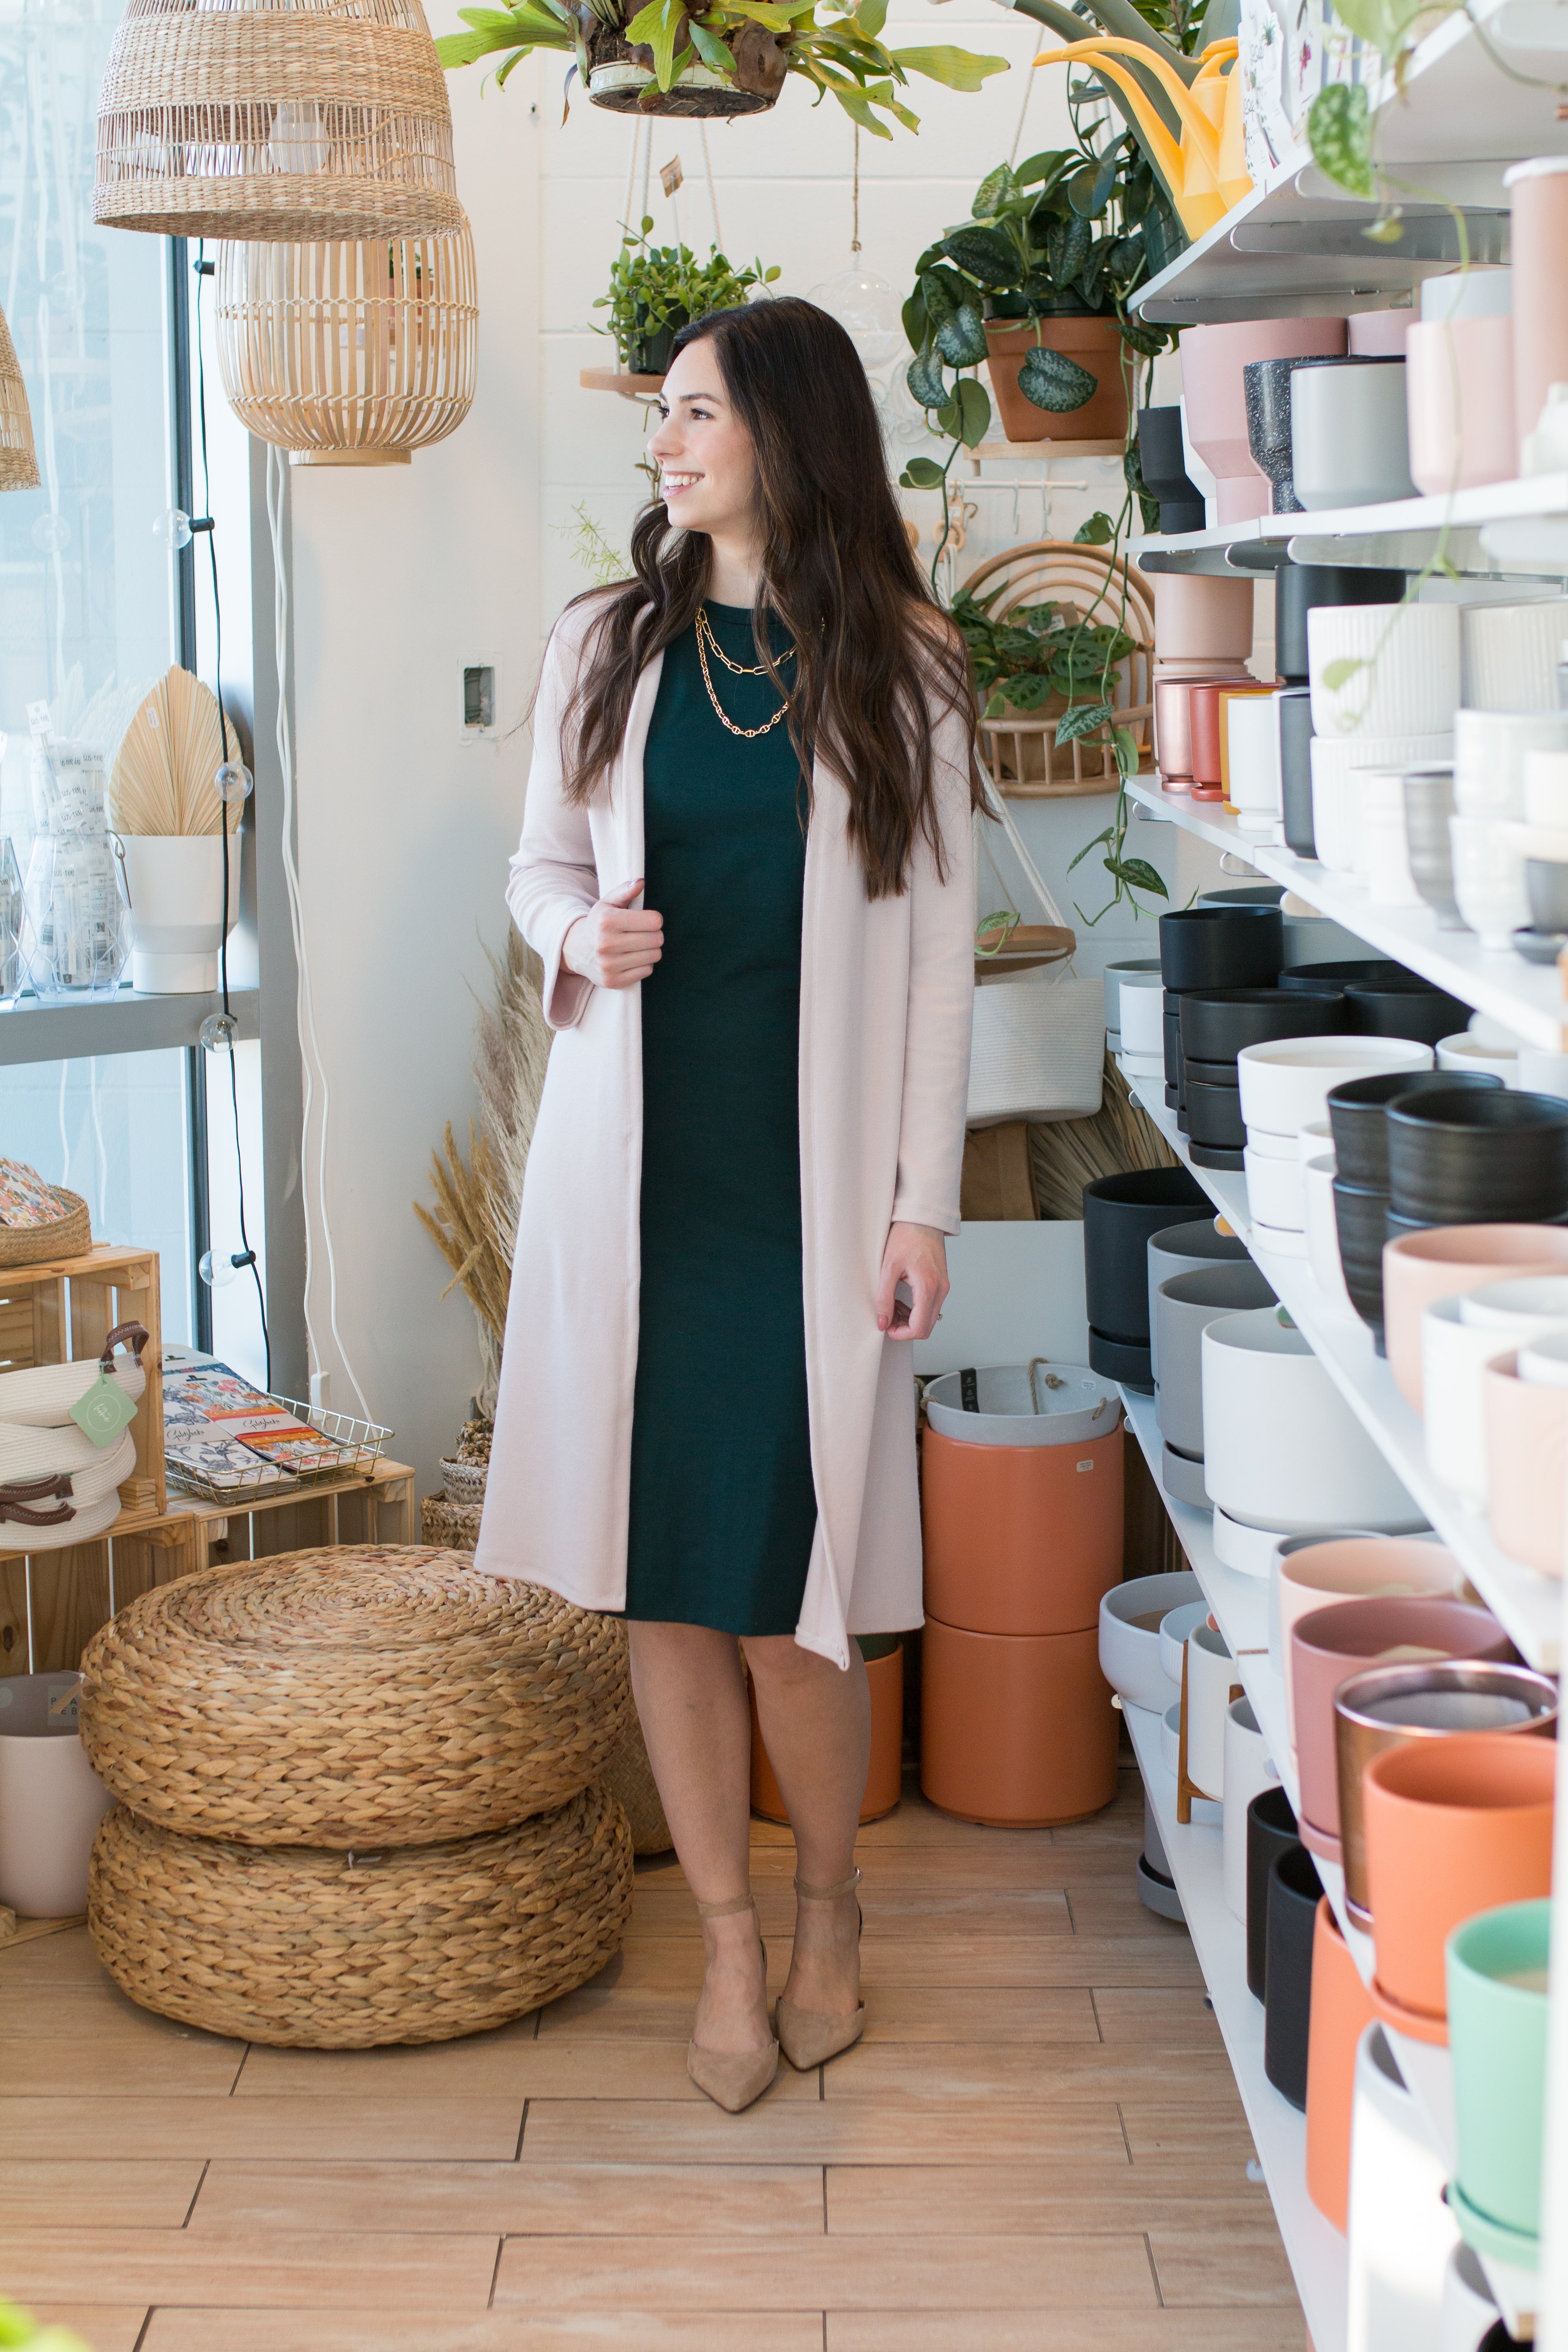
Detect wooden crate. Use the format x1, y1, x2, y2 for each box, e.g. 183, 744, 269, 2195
0, 1244, 164, 1515
0, 1460, 415, 1676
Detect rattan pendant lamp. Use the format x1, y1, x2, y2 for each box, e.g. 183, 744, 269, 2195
94, 0, 462, 244
215, 215, 478, 464
0, 301, 39, 492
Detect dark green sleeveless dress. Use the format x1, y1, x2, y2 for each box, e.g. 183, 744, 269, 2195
623, 602, 818, 1636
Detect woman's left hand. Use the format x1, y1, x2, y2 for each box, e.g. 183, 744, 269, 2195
875, 1222, 949, 1342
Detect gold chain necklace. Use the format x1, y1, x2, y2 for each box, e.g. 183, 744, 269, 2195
694, 606, 793, 739
696, 605, 795, 677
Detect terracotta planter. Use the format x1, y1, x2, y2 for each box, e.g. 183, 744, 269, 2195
1180, 318, 1348, 525
1381, 1223, 1568, 1411
1153, 672, 1248, 783
1484, 1350, 1568, 1575
1276, 1537, 1464, 1747
1335, 1658, 1556, 1926
750, 1639, 903, 1826
1363, 1732, 1557, 2037
1289, 1595, 1515, 1861
1306, 1897, 1376, 2233
920, 1423, 1123, 1637
920, 1615, 1118, 1827
1151, 570, 1255, 664
983, 318, 1130, 444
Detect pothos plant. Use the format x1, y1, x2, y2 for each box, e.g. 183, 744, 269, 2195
595, 222, 780, 374
437, 0, 1008, 138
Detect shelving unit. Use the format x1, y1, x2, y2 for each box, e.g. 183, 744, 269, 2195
1129, 471, 1568, 580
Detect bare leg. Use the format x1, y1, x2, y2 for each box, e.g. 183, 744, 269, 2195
744, 1635, 870, 2020
628, 1620, 772, 2057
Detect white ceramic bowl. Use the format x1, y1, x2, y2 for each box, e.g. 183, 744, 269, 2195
1203, 1305, 1427, 1534
1436, 1028, 1519, 1079
1309, 733, 1455, 878
925, 1364, 1121, 1447
1158, 1598, 1209, 1684
1304, 1153, 1353, 1311
1098, 1568, 1202, 1711
1424, 1282, 1568, 1505
1237, 1036, 1434, 1139
1213, 1504, 1292, 1577
1518, 1330, 1568, 1386
1243, 1146, 1305, 1232
1308, 601, 1459, 738
1161, 1699, 1182, 1775
1454, 707, 1568, 819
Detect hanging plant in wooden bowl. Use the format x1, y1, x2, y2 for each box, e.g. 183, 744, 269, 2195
438, 0, 1008, 133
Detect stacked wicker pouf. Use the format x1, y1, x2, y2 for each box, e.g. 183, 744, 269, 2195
77, 1545, 634, 2047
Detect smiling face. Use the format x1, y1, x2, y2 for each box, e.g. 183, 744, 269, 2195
647, 338, 760, 546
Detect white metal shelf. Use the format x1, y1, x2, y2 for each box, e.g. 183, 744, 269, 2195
1123, 1697, 1349, 2352
1126, 777, 1568, 1054
1130, 472, 1568, 579
1120, 1072, 1562, 1668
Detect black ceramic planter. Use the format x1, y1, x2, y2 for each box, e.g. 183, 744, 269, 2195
1246, 1785, 1299, 2001
1088, 1328, 1154, 1393
1386, 1088, 1568, 1225
1279, 959, 1400, 995
1279, 688, 1316, 857
1136, 405, 1206, 534
1343, 979, 1470, 1044
1333, 1177, 1392, 1338
1164, 996, 1184, 1089
1274, 560, 1406, 681
1180, 986, 1347, 1064
1185, 1073, 1248, 1153
1159, 906, 1283, 992
1082, 1167, 1208, 1346
1264, 1841, 1325, 2112
1328, 1068, 1506, 1191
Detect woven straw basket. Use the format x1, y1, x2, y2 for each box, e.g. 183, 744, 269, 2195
602, 1707, 674, 1856
89, 1782, 633, 2047
79, 1546, 630, 1847
0, 1188, 91, 1269
422, 1494, 483, 1549
0, 298, 39, 494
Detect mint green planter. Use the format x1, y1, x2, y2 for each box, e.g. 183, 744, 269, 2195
1446, 1899, 1553, 2269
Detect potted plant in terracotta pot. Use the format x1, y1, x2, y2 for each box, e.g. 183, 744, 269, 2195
900, 143, 1176, 454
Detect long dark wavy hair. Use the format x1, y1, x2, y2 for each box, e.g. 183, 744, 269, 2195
557, 295, 981, 899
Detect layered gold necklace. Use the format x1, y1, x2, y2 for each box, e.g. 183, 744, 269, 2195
695, 605, 794, 739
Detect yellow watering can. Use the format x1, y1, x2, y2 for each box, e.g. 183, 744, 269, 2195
1031, 36, 1251, 243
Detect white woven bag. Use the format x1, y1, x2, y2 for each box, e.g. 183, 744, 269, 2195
0, 1322, 147, 1428
967, 777, 1106, 1128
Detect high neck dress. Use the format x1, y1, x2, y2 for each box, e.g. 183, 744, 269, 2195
623, 600, 817, 1637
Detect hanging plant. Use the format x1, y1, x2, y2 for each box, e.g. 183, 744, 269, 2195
438, 0, 1007, 130
595, 225, 780, 373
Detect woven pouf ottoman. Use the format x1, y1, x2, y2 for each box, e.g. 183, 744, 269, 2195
89, 1781, 633, 2046
79, 1545, 630, 1846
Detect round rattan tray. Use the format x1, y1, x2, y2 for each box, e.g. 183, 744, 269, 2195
89, 1782, 633, 2047
79, 1546, 630, 1847
0, 1188, 90, 1268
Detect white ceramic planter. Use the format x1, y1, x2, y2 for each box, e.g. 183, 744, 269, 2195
1252, 1220, 1308, 1260
924, 1364, 1121, 1447
1518, 1044, 1568, 1097
1304, 1152, 1354, 1312
1310, 732, 1454, 875
1291, 358, 1416, 508
1226, 692, 1285, 842
1222, 1694, 1279, 1920
1453, 707, 1568, 819
1243, 1145, 1305, 1232
1359, 768, 1424, 906
119, 833, 242, 995
1103, 956, 1159, 1038
1436, 1029, 1518, 1081
1461, 597, 1568, 713
1447, 819, 1530, 950
1348, 2025, 1458, 2352
1214, 1504, 1294, 1578
1118, 972, 1166, 1058
1246, 1126, 1297, 1163
1158, 1599, 1209, 1684
1308, 601, 1460, 739
1155, 1261, 1277, 1459
1237, 1036, 1434, 1141
1203, 1307, 1426, 1535
1185, 1622, 1234, 1801
1098, 1569, 1201, 1712
0, 1674, 115, 1917
1147, 1218, 1249, 1381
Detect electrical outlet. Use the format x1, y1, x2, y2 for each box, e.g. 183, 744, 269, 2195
459, 652, 502, 742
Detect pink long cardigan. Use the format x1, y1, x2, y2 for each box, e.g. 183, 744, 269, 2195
474, 601, 976, 1667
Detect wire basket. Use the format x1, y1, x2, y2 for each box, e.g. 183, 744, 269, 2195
165, 1398, 391, 1506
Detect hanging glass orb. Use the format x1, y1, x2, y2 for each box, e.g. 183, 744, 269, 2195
215, 760, 253, 805
199, 1011, 238, 1053
30, 514, 69, 554
153, 508, 192, 551
807, 267, 904, 370
199, 1248, 236, 1289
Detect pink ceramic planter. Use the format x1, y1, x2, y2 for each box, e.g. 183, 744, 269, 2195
1505, 158, 1568, 452
1483, 1350, 1568, 1575
1181, 319, 1348, 525
1406, 315, 1518, 496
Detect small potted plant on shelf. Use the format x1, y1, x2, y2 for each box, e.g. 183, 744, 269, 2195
593, 224, 780, 382
438, 0, 1007, 132
955, 577, 1136, 726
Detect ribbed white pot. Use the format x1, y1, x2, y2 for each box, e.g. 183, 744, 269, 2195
119, 834, 241, 994
1308, 600, 1459, 738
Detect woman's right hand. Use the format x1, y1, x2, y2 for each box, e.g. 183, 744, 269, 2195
562, 877, 664, 990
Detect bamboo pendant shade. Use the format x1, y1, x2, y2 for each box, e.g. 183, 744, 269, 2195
215, 213, 477, 462
0, 300, 40, 493
94, 0, 462, 245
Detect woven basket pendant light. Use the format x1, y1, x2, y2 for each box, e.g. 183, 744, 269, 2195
94, 0, 462, 245
215, 213, 477, 464
0, 300, 40, 493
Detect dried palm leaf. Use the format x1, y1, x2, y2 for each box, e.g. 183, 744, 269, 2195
1028, 1053, 1179, 1221
109, 665, 241, 837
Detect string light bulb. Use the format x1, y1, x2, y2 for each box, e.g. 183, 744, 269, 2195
199, 1011, 238, 1053
215, 759, 252, 805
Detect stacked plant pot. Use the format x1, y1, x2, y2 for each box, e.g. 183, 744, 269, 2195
1270, 561, 1406, 858
1158, 899, 1283, 1162
78, 1546, 635, 2046
920, 1364, 1124, 1826
1083, 1167, 1207, 1390
1148, 570, 1255, 790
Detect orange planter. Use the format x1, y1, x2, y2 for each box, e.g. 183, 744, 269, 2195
750, 1641, 904, 1827
1363, 1732, 1556, 2038
983, 318, 1130, 444
1305, 1898, 1375, 2234
921, 1424, 1124, 1636
920, 1615, 1118, 1827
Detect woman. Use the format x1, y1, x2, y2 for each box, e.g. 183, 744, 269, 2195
479, 296, 978, 2113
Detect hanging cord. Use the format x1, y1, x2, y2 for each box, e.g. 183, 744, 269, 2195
194, 239, 270, 1389
266, 442, 373, 1424
699, 122, 723, 254
1009, 17, 1035, 164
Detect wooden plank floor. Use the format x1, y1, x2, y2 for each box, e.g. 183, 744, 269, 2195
0, 1766, 1304, 2352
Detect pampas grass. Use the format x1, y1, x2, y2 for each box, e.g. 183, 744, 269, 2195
108, 666, 242, 837
1028, 1052, 1179, 1221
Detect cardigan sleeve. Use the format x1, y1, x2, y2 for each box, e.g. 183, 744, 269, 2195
890, 698, 975, 1236
505, 612, 603, 1032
